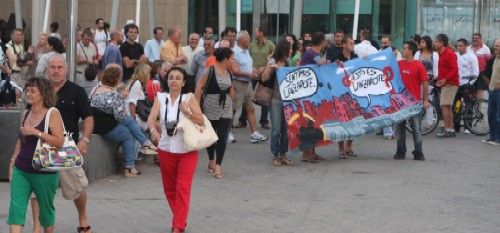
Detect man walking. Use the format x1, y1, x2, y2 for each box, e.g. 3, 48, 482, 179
231, 30, 268, 143
32, 54, 95, 233
434, 34, 460, 138
394, 41, 430, 160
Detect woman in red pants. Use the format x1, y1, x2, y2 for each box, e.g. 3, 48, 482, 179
147, 66, 204, 233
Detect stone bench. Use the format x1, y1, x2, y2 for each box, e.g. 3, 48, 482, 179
0, 108, 120, 183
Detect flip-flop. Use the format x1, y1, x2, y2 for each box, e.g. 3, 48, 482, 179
314, 154, 326, 161
338, 152, 347, 159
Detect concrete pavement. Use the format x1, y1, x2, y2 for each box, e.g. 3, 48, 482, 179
1, 128, 499, 233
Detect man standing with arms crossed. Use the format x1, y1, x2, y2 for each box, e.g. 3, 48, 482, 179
394, 41, 430, 160
434, 34, 460, 138
32, 54, 95, 233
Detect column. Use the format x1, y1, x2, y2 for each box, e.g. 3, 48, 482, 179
218, 0, 227, 35
292, 0, 303, 37
67, 0, 78, 82
148, 0, 156, 38
14, 0, 22, 29
110, 0, 120, 30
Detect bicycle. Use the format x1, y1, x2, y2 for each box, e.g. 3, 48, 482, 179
406, 77, 489, 136
452, 78, 489, 135
405, 80, 441, 135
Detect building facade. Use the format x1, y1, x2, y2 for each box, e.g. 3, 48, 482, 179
188, 0, 500, 48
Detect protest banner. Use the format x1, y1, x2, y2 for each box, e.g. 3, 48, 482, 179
276, 48, 422, 150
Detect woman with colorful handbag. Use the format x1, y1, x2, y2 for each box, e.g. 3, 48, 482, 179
7, 78, 65, 233
261, 39, 294, 167
147, 67, 205, 233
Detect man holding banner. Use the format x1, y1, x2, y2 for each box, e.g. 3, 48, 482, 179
394, 41, 430, 160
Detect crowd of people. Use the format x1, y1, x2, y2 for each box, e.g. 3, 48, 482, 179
1, 16, 499, 232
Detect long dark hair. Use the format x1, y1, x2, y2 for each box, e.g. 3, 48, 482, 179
48, 36, 65, 54
286, 34, 299, 57
272, 39, 291, 63
160, 67, 190, 94
420, 35, 433, 52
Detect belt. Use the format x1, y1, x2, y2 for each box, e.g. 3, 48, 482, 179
12, 70, 21, 74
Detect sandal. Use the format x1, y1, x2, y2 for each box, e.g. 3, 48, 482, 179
279, 156, 294, 165
214, 165, 223, 179
313, 154, 326, 161
338, 152, 347, 159
207, 160, 215, 173
346, 151, 357, 157
77, 226, 91, 233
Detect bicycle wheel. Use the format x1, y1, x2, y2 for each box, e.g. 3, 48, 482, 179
406, 104, 439, 135
464, 99, 489, 135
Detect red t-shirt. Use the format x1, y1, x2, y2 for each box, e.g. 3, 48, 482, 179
398, 60, 429, 99
145, 79, 161, 102
437, 47, 459, 86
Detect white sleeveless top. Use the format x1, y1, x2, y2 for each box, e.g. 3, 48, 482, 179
157, 92, 193, 153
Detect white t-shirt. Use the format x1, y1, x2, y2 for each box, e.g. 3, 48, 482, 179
126, 80, 147, 130
456, 51, 479, 86
94, 29, 109, 56
157, 92, 194, 153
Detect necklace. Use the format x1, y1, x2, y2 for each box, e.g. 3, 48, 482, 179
25, 110, 47, 128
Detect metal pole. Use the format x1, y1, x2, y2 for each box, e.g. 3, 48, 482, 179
292, 0, 302, 37
67, 0, 78, 82
135, 0, 141, 41
352, 0, 360, 40
236, 0, 241, 32
43, 0, 51, 32
110, 0, 120, 30
218, 0, 227, 36
148, 0, 156, 39
14, 0, 22, 29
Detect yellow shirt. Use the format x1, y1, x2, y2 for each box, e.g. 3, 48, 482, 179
160, 40, 184, 66
490, 57, 500, 91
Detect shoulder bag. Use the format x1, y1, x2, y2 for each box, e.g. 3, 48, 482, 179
32, 107, 84, 171
129, 80, 153, 121
175, 94, 218, 151
252, 69, 275, 107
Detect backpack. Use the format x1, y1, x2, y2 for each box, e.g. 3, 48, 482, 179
0, 76, 16, 105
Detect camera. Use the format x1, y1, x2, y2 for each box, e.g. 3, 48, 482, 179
165, 121, 177, 136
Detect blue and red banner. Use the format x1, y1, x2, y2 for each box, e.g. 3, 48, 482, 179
276, 49, 422, 150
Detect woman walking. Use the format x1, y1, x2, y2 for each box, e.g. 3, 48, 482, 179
195, 47, 234, 178
147, 67, 204, 233
8, 78, 65, 233
261, 39, 294, 166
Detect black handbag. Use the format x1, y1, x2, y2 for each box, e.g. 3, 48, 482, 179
129, 80, 153, 121
136, 99, 153, 121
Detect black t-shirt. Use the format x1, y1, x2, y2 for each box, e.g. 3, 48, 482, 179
120, 41, 144, 82
326, 45, 342, 62
56, 81, 93, 142
337, 52, 358, 62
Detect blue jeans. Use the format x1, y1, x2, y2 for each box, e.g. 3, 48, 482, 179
104, 117, 143, 168
120, 115, 148, 145
488, 89, 500, 142
269, 98, 288, 158
396, 113, 423, 154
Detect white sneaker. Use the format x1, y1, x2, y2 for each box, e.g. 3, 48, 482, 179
250, 132, 268, 143
227, 132, 236, 143
463, 129, 471, 134
488, 140, 500, 146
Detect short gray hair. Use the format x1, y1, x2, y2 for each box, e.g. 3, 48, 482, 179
236, 30, 250, 42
